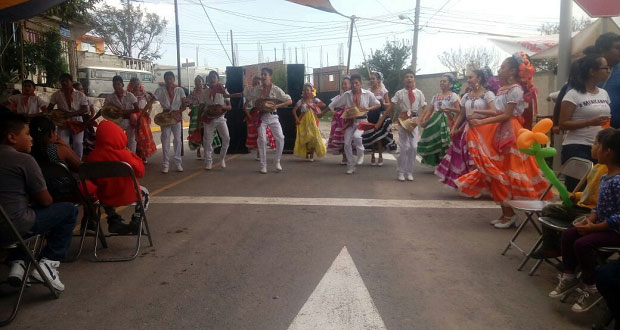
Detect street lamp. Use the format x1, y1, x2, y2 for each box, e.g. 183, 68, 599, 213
399, 3, 420, 72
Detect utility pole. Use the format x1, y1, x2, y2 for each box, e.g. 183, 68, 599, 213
557, 0, 572, 89
346, 16, 356, 74
174, 0, 181, 85
412, 0, 421, 72
230, 30, 236, 66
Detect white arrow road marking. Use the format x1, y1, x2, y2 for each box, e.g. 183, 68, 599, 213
287, 246, 387, 330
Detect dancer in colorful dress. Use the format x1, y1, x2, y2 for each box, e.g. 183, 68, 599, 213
326, 76, 351, 164
436, 69, 495, 188
127, 77, 157, 163
188, 76, 206, 159
200, 71, 231, 170
292, 83, 327, 161
417, 73, 460, 166
103, 76, 140, 152
456, 53, 550, 228
328, 74, 380, 174
153, 71, 187, 173
362, 72, 394, 166
391, 69, 426, 181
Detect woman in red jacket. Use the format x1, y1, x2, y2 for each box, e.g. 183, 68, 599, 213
86, 120, 148, 234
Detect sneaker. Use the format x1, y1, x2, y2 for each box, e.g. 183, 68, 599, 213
8, 260, 27, 287
30, 258, 64, 291
571, 288, 603, 313
494, 215, 518, 229
346, 167, 355, 174
398, 173, 405, 181
377, 159, 384, 166
221, 159, 226, 168
549, 275, 579, 298
356, 153, 364, 165
175, 164, 184, 172
370, 157, 376, 166
161, 165, 169, 174
407, 173, 414, 181
107, 215, 131, 235
205, 161, 212, 170
260, 166, 267, 174
275, 161, 283, 172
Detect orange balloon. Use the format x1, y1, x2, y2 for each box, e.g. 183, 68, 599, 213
517, 128, 530, 137
517, 131, 535, 149
533, 118, 553, 134
534, 132, 549, 145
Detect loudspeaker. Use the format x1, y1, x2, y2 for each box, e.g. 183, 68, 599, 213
225, 66, 248, 154
281, 64, 305, 153
287, 64, 305, 105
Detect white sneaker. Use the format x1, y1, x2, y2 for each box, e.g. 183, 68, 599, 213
161, 166, 169, 174
275, 161, 283, 172
407, 173, 414, 181
357, 153, 364, 165
205, 161, 212, 170
346, 167, 355, 174
260, 166, 267, 174
221, 159, 226, 168
398, 173, 405, 181
8, 260, 26, 287
30, 258, 64, 291
175, 164, 184, 172
494, 215, 518, 229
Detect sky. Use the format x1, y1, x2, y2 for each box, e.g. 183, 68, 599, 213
102, 0, 590, 75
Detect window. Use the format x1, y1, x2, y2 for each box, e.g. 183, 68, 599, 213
77, 71, 87, 79
120, 72, 138, 80
95, 70, 117, 80
328, 74, 334, 82
140, 73, 153, 83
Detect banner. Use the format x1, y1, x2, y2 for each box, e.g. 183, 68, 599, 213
0, 0, 67, 23
285, 0, 343, 15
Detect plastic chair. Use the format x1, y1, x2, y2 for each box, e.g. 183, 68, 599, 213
0, 205, 59, 327
78, 161, 153, 262
504, 157, 593, 273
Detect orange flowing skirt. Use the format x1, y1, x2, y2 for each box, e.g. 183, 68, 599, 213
455, 117, 550, 203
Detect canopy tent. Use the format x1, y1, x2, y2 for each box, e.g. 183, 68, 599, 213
0, 0, 67, 23
532, 17, 620, 60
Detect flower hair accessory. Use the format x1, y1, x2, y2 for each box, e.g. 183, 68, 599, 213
373, 72, 384, 81
443, 73, 456, 83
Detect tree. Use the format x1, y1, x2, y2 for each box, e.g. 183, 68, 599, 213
37, 30, 69, 87
533, 18, 593, 72
45, 0, 102, 23
356, 40, 411, 94
437, 46, 500, 78
91, 2, 167, 61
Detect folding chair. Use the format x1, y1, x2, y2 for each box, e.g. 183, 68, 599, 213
528, 157, 594, 275
39, 162, 107, 261
0, 205, 59, 327
503, 157, 593, 273
78, 161, 153, 262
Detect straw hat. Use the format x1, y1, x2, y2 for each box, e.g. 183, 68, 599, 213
205, 104, 224, 118
258, 99, 278, 113
154, 111, 177, 127
101, 104, 123, 124
341, 105, 367, 119
48, 109, 72, 127
398, 117, 418, 132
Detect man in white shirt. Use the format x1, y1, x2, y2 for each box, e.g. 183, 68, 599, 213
391, 70, 426, 181
153, 71, 187, 173
47, 73, 89, 159
103, 76, 140, 152
246, 68, 292, 174
8, 80, 47, 118
199, 71, 232, 170
328, 74, 381, 174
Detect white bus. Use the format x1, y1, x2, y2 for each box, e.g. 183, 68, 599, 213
77, 66, 160, 98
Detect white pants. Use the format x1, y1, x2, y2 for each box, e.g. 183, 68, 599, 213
397, 125, 419, 175
58, 123, 84, 159
258, 113, 284, 167
119, 119, 136, 152
161, 122, 182, 167
203, 116, 230, 164
344, 118, 364, 169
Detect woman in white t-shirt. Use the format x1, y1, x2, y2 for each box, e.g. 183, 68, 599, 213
559, 54, 611, 191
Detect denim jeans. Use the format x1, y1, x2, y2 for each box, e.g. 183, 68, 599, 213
561, 144, 594, 192
596, 260, 620, 329
10, 202, 78, 262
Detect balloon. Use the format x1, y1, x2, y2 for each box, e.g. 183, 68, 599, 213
534, 132, 549, 145
517, 128, 529, 137
517, 131, 535, 149
533, 118, 553, 134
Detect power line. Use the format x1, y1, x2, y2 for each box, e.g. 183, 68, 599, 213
195, 0, 232, 64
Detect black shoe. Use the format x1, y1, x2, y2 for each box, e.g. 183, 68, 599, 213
107, 215, 131, 235
531, 247, 561, 260
128, 213, 141, 234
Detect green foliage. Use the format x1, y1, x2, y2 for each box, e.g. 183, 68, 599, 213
355, 40, 411, 94
0, 40, 40, 86
272, 68, 288, 93
534, 18, 594, 72
45, 0, 102, 23
91, 2, 167, 61
38, 30, 68, 87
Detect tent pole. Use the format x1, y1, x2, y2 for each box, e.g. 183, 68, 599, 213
556, 0, 572, 90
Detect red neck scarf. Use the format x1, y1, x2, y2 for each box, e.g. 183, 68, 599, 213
21, 90, 35, 107
62, 87, 74, 107
166, 84, 178, 103
352, 88, 361, 107
209, 83, 226, 100
115, 90, 124, 103
127, 84, 145, 96
406, 86, 416, 106
261, 83, 273, 99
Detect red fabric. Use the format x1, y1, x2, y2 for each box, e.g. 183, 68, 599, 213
62, 87, 73, 108
209, 83, 226, 100
85, 120, 145, 207
352, 89, 361, 107
68, 121, 86, 134
406, 87, 416, 107
136, 115, 156, 159
21, 91, 35, 107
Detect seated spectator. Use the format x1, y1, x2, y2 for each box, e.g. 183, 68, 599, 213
0, 112, 77, 291
28, 116, 96, 201
596, 259, 620, 330
549, 129, 620, 313
532, 128, 613, 259
85, 120, 148, 234
7, 80, 46, 118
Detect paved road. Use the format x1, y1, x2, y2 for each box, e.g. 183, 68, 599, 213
0, 144, 607, 329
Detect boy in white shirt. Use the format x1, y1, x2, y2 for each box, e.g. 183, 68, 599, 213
153, 71, 187, 173
328, 74, 381, 174
47, 73, 89, 159
103, 76, 140, 152
8, 80, 46, 118
391, 70, 426, 181
199, 71, 232, 170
